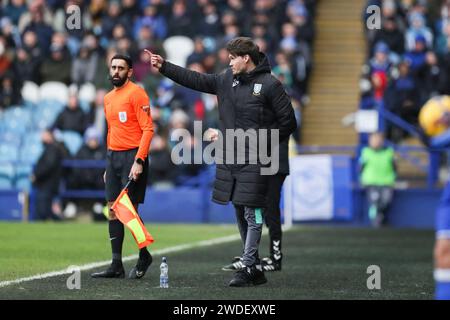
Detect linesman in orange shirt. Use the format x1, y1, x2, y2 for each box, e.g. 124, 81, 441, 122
91, 54, 154, 279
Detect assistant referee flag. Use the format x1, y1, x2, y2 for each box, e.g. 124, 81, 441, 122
111, 188, 154, 249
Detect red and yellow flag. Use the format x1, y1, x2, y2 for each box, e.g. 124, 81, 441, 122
111, 188, 154, 249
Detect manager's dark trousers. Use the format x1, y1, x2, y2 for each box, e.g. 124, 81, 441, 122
233, 173, 287, 267
265, 173, 287, 261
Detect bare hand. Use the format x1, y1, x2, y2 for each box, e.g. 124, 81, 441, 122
205, 128, 219, 141
129, 162, 143, 181
143, 49, 164, 70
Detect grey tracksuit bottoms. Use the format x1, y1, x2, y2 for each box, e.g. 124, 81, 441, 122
234, 205, 264, 267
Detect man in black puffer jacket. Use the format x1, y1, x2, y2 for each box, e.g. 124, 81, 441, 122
146, 37, 297, 287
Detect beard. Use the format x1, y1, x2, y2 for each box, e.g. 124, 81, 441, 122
110, 74, 128, 87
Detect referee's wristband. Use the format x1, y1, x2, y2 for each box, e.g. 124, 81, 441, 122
135, 158, 144, 165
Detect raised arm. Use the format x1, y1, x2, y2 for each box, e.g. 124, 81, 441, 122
145, 49, 218, 95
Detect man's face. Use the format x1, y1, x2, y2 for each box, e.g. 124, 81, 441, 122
375, 52, 386, 63
68, 95, 78, 109
415, 41, 425, 52
369, 133, 383, 149
110, 59, 132, 87
228, 54, 248, 75
41, 131, 54, 144
87, 138, 99, 149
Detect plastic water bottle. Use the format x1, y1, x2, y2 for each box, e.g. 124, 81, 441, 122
160, 257, 169, 288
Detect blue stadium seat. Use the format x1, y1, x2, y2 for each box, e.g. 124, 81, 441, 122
2, 118, 28, 136
0, 177, 13, 189
0, 143, 19, 162
19, 143, 43, 165
33, 114, 55, 131
38, 100, 65, 112
0, 131, 21, 145
14, 164, 33, 191
4, 106, 32, 124
79, 100, 91, 113
0, 162, 15, 190
61, 130, 83, 156
32, 101, 65, 130
21, 130, 42, 147
15, 178, 31, 191
1, 106, 32, 136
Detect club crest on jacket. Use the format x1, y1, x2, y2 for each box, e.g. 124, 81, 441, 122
253, 83, 262, 96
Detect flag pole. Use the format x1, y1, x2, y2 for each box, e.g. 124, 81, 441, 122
124, 178, 133, 190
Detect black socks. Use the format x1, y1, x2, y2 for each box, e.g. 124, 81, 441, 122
139, 247, 150, 259
109, 219, 124, 266
109, 219, 150, 268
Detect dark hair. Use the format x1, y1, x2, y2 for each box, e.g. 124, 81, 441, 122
226, 37, 260, 65
110, 54, 133, 68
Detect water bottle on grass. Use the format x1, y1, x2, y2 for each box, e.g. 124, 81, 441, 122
160, 257, 169, 288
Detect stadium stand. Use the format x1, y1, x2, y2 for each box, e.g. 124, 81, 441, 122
358, 0, 450, 183
0, 0, 314, 220
0, 0, 444, 226
302, 0, 364, 146
0, 161, 14, 190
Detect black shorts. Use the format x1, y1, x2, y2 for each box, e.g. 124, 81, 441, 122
105, 148, 148, 204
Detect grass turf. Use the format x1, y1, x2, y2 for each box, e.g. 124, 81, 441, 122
0, 224, 435, 300
0, 222, 237, 282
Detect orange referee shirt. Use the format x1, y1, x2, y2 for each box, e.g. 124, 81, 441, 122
104, 80, 153, 161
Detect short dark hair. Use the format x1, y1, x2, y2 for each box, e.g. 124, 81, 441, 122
226, 37, 260, 65
111, 54, 133, 68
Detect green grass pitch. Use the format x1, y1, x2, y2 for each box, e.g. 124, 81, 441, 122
0, 222, 435, 300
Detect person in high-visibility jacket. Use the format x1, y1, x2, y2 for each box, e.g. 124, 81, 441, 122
359, 132, 396, 227
91, 54, 154, 279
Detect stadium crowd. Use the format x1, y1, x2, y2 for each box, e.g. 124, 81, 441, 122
360, 0, 450, 142
0, 0, 313, 219
361, 0, 450, 143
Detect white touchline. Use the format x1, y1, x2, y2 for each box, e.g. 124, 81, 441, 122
0, 226, 292, 289
0, 233, 234, 288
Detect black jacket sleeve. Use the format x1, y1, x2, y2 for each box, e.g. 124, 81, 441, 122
269, 80, 297, 141
160, 61, 218, 95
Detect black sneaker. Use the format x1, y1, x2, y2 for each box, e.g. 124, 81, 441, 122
228, 265, 267, 287
261, 257, 282, 272
91, 264, 125, 278
222, 256, 244, 271
129, 252, 153, 279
